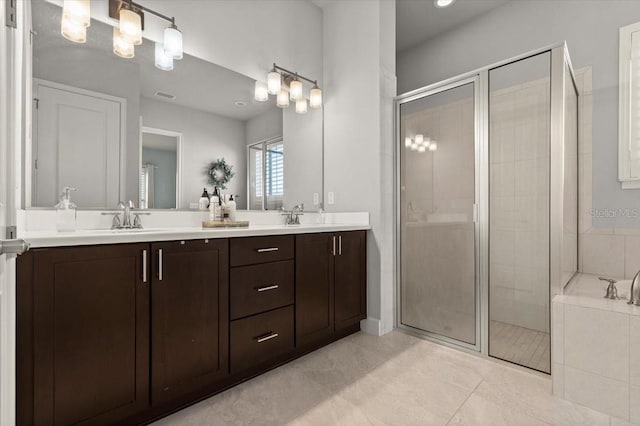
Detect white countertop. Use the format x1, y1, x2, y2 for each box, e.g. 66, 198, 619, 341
22, 223, 371, 248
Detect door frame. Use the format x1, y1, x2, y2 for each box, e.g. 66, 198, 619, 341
140, 126, 183, 209
31, 78, 127, 207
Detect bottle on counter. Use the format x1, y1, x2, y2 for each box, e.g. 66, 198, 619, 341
227, 194, 237, 222
198, 188, 210, 211
209, 189, 220, 221
55, 187, 77, 232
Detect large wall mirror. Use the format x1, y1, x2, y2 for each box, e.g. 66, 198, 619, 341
28, 0, 323, 211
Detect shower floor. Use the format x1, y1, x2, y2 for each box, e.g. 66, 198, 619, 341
489, 320, 550, 373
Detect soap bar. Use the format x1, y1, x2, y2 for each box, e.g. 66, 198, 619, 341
202, 220, 249, 228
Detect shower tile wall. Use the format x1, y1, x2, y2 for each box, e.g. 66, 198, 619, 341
490, 77, 550, 334
401, 95, 476, 345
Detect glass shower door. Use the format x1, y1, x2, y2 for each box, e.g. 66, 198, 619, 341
399, 81, 478, 347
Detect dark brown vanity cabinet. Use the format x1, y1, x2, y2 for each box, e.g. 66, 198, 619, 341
150, 239, 229, 405
295, 231, 367, 348
20, 244, 150, 425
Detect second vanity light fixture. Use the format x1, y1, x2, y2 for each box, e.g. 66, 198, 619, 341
255, 63, 322, 113
405, 134, 438, 152
61, 0, 184, 71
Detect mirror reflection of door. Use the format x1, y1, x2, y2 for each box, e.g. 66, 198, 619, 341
140, 129, 180, 209
248, 138, 284, 210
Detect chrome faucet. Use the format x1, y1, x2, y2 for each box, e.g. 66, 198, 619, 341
599, 277, 621, 300
282, 203, 304, 225
102, 200, 149, 230
628, 270, 640, 306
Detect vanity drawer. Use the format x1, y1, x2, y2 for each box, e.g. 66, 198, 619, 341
230, 260, 294, 320
230, 235, 294, 267
230, 306, 294, 374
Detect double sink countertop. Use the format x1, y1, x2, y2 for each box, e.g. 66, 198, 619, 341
17, 210, 371, 248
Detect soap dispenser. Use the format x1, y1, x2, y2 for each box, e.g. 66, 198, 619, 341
55, 187, 77, 232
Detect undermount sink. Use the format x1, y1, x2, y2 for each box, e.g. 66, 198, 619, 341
74, 228, 164, 234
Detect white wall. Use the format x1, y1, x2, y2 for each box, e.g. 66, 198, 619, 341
245, 108, 283, 146
322, 0, 396, 334
397, 0, 640, 229
141, 98, 247, 209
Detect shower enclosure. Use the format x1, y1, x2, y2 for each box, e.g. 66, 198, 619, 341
396, 43, 578, 373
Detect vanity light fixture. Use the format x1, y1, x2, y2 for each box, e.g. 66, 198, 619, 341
154, 42, 173, 70
163, 23, 183, 60
255, 63, 322, 113
61, 0, 90, 43
113, 27, 135, 58
405, 135, 437, 153
434, 0, 456, 8
119, 4, 142, 45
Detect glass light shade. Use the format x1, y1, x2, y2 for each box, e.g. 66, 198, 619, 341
295, 99, 307, 114
164, 26, 183, 60
422, 137, 431, 147
410, 143, 418, 151
154, 42, 173, 71
434, 0, 455, 7
429, 142, 438, 151
61, 17, 87, 43
418, 146, 427, 153
267, 71, 281, 95
62, 0, 90, 27
404, 137, 412, 147
113, 27, 134, 59
254, 81, 269, 102
309, 87, 322, 109
289, 80, 303, 101
415, 134, 424, 144
119, 8, 142, 45
276, 90, 289, 108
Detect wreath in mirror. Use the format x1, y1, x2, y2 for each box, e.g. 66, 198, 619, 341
206, 158, 235, 190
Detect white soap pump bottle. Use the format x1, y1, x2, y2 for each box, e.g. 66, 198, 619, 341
55, 187, 77, 232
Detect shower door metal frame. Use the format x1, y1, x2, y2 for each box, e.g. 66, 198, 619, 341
394, 75, 485, 353
394, 42, 577, 359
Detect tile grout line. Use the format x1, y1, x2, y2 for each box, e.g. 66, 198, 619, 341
444, 379, 483, 425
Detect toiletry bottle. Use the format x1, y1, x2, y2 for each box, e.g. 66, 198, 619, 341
209, 190, 220, 221
55, 187, 77, 232
227, 195, 237, 222
199, 188, 209, 211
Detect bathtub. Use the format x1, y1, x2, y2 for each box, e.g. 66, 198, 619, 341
552, 273, 640, 423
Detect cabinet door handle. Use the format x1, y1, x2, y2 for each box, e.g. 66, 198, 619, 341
256, 284, 279, 292
142, 249, 147, 283
257, 247, 279, 253
339, 235, 342, 256
158, 249, 163, 281
256, 332, 279, 343
332, 236, 336, 256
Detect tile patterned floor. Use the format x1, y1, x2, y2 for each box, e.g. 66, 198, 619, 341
153, 330, 629, 426
489, 320, 551, 373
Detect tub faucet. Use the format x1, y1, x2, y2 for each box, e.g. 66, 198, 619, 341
599, 277, 621, 300
628, 270, 640, 306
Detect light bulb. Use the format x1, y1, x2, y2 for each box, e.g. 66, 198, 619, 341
164, 26, 183, 60
276, 90, 289, 108
309, 87, 322, 109
61, 17, 87, 43
254, 81, 269, 102
405, 137, 412, 148
289, 80, 303, 101
295, 99, 308, 114
429, 142, 438, 151
155, 42, 173, 71
113, 27, 134, 58
267, 71, 281, 95
418, 146, 426, 153
119, 8, 142, 45
62, 0, 90, 28
415, 134, 424, 144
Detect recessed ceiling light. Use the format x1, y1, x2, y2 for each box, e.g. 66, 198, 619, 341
434, 0, 455, 8
235, 101, 247, 108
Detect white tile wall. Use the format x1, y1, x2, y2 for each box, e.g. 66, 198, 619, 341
564, 365, 629, 419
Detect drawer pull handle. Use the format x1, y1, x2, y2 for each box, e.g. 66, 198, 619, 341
256, 332, 279, 343
256, 284, 279, 292
257, 247, 279, 253
142, 249, 147, 283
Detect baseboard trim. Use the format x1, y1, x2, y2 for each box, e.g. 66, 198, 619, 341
360, 317, 393, 336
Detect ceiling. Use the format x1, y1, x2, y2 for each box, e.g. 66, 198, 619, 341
32, 1, 275, 122
396, 0, 511, 53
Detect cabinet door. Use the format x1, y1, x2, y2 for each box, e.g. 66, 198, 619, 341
32, 244, 150, 425
151, 239, 229, 405
334, 231, 367, 330
295, 233, 334, 347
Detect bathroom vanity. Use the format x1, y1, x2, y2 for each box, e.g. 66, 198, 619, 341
16, 226, 367, 425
